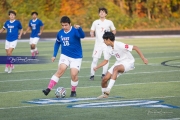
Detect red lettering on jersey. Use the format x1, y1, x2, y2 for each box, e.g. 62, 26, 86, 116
125, 44, 129, 49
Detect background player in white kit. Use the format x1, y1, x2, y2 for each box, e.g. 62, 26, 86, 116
0, 10, 23, 73
90, 7, 116, 81
24, 12, 44, 57
93, 32, 148, 98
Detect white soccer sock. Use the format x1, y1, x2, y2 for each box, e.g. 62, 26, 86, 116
51, 75, 59, 82
71, 80, 78, 86
34, 47, 37, 51
107, 79, 116, 92
90, 58, 98, 76
102, 61, 109, 75
101, 88, 106, 94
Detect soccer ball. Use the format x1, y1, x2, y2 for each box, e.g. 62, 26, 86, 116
55, 87, 66, 98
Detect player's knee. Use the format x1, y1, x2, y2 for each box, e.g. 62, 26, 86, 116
31, 44, 35, 49
7, 51, 12, 56
113, 65, 124, 73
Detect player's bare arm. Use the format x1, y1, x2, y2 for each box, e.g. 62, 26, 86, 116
18, 29, 23, 39
38, 25, 44, 36
23, 26, 31, 35
90, 30, 95, 37
0, 28, 5, 33
112, 29, 116, 35
74, 24, 80, 29
51, 57, 56, 62
94, 60, 109, 71
133, 46, 148, 64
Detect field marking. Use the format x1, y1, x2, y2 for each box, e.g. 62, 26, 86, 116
0, 80, 179, 93
0, 69, 180, 82
0, 95, 179, 110
0, 62, 179, 74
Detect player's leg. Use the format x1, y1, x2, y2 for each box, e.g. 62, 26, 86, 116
30, 38, 39, 57
43, 63, 67, 96
43, 54, 69, 96
104, 62, 135, 97
90, 57, 98, 80
69, 58, 82, 97
33, 37, 39, 55
90, 47, 102, 80
97, 72, 112, 98
104, 65, 125, 95
101, 44, 109, 79
5, 40, 17, 73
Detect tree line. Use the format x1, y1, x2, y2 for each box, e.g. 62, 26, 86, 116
0, 0, 180, 31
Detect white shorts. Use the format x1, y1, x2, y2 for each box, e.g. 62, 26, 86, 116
58, 54, 82, 71
29, 37, 39, 44
92, 43, 107, 58
5, 40, 17, 49
108, 61, 135, 77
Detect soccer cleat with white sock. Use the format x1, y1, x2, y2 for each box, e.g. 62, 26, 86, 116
8, 67, 13, 73
5, 67, 8, 72
70, 91, 77, 97
97, 91, 110, 99
89, 76, 94, 81
42, 88, 51, 96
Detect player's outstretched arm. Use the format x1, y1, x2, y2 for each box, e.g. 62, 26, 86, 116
93, 60, 109, 71
133, 46, 148, 64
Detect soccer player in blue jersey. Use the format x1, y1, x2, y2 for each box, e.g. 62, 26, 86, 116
24, 12, 44, 57
0, 10, 23, 73
43, 16, 85, 97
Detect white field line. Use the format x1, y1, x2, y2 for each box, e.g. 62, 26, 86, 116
0, 80, 179, 94
0, 69, 180, 83
0, 59, 179, 74
0, 95, 179, 110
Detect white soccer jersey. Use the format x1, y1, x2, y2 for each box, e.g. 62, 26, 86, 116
91, 19, 116, 45
104, 41, 135, 63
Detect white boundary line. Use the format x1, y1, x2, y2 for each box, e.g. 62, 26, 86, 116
0, 80, 179, 93
0, 69, 180, 82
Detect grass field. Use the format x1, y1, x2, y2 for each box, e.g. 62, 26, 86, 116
0, 37, 180, 120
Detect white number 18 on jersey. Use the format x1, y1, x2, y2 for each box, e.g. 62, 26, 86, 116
63, 41, 70, 46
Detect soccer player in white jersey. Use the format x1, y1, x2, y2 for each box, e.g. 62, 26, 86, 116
43, 16, 85, 97
0, 10, 23, 73
24, 12, 44, 57
93, 32, 148, 98
90, 7, 116, 80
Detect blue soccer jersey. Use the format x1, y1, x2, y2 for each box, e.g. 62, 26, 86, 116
3, 20, 22, 42
53, 26, 85, 58
28, 19, 44, 38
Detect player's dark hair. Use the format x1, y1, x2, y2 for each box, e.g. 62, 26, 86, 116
60, 16, 71, 24
8, 10, 16, 16
103, 32, 115, 41
31, 12, 38, 16
99, 7, 108, 14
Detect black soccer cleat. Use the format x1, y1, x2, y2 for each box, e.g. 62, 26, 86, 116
89, 75, 94, 81
70, 91, 76, 97
42, 88, 51, 96
101, 74, 105, 79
